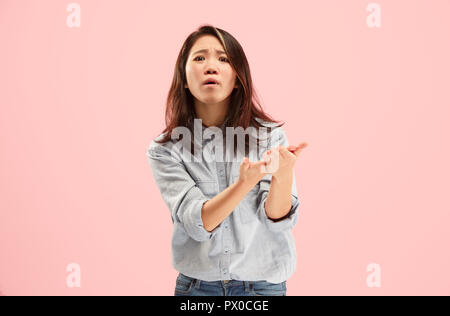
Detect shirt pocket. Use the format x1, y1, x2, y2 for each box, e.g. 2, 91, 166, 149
195, 179, 217, 198
232, 173, 260, 224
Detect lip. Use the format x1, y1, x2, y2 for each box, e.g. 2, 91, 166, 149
202, 78, 219, 85
203, 84, 219, 88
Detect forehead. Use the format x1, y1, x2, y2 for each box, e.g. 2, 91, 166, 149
189, 35, 225, 55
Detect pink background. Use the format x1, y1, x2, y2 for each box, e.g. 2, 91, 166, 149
1, 0, 449, 295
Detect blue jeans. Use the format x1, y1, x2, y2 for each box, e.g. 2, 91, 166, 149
174, 273, 287, 296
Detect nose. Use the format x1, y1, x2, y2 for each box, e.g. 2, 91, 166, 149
204, 59, 219, 74
205, 67, 218, 75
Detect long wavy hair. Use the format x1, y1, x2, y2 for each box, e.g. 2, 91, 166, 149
154, 24, 284, 157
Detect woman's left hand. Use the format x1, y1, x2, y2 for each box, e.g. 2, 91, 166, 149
261, 142, 308, 180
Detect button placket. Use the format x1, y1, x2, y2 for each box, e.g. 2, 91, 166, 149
217, 162, 232, 280
214, 162, 226, 279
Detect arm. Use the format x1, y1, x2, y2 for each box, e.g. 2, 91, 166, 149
147, 145, 218, 242
201, 177, 255, 232
265, 172, 293, 220
255, 127, 303, 232
147, 144, 259, 240
202, 156, 268, 232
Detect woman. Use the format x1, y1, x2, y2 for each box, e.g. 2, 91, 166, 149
146, 24, 307, 296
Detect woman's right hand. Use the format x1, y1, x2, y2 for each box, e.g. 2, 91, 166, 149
238, 157, 268, 187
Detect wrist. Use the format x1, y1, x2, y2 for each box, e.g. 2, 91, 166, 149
272, 171, 292, 182
236, 176, 259, 191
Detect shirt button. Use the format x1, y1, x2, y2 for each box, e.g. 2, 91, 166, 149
223, 268, 228, 273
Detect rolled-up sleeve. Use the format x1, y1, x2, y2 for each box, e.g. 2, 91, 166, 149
146, 144, 220, 242
256, 127, 301, 233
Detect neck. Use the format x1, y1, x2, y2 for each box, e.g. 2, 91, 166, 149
194, 98, 229, 127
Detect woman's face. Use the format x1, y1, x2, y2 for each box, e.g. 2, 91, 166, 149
185, 35, 237, 106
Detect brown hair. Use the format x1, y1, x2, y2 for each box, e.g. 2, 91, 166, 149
154, 24, 284, 156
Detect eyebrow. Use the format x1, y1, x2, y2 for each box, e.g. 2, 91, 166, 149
192, 48, 227, 56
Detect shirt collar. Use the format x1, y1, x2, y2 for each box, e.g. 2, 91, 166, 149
201, 121, 226, 144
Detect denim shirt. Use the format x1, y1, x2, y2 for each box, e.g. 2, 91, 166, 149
146, 120, 300, 284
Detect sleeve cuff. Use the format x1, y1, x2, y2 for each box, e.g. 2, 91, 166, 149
258, 192, 300, 233
183, 199, 221, 242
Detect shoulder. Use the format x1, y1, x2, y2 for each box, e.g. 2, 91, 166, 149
147, 132, 176, 158
254, 117, 278, 128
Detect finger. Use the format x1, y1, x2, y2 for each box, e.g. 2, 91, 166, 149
251, 159, 265, 169
252, 160, 267, 167
293, 144, 307, 157
263, 154, 271, 163
263, 149, 277, 161
252, 160, 268, 173
288, 143, 306, 152
241, 157, 249, 168
245, 157, 251, 169
259, 163, 267, 173
279, 147, 289, 158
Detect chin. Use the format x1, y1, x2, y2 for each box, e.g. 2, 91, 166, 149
201, 97, 223, 104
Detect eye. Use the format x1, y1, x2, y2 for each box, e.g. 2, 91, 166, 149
193, 56, 229, 62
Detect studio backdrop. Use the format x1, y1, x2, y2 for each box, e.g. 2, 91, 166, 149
0, 0, 449, 295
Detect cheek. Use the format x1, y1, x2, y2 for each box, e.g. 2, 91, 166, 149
220, 71, 235, 86
186, 64, 201, 81
225, 69, 237, 85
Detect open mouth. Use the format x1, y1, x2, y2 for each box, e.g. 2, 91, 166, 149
203, 78, 219, 86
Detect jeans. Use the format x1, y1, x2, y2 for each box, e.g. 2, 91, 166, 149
174, 273, 287, 296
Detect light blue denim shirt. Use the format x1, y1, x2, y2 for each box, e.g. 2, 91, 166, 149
146, 120, 300, 284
